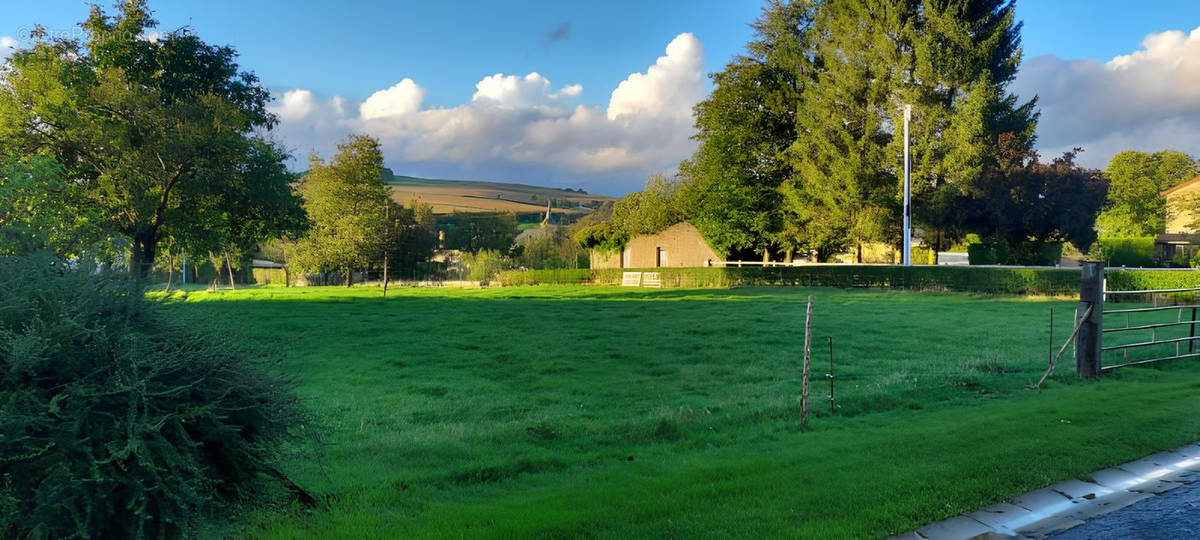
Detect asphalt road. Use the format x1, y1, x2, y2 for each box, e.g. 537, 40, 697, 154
1052, 482, 1200, 539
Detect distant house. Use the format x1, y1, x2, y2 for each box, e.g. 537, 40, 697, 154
1158, 175, 1200, 260
591, 222, 720, 269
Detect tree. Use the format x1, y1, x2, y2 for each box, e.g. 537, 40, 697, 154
293, 135, 389, 285
1095, 150, 1199, 236
0, 2, 289, 276
957, 149, 1107, 252
678, 0, 813, 260
0, 154, 113, 258
439, 212, 518, 252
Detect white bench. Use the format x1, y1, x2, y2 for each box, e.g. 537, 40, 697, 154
641, 272, 662, 288
621, 272, 643, 287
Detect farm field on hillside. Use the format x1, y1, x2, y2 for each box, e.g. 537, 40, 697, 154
387, 176, 612, 214
162, 286, 1200, 538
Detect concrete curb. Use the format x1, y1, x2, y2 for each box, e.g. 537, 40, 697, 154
891, 441, 1200, 539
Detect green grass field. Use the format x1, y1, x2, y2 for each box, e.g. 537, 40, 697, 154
161, 285, 1200, 538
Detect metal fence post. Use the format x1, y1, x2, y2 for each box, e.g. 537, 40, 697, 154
1076, 262, 1104, 378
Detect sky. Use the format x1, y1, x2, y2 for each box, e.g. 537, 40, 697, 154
3, 0, 1200, 195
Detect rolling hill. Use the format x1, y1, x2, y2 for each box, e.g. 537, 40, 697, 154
384, 172, 614, 215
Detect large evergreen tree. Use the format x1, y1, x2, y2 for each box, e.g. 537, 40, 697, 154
678, 0, 815, 260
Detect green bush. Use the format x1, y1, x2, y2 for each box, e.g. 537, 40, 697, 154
1097, 237, 1157, 268
499, 264, 1200, 297
497, 268, 591, 286
911, 245, 936, 265
0, 254, 301, 538
461, 249, 510, 283
967, 242, 1060, 266
498, 265, 1083, 294
1106, 268, 1200, 291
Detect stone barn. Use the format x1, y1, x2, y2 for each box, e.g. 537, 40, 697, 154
591, 222, 721, 269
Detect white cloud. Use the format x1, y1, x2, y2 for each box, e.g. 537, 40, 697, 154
360, 78, 425, 120
269, 33, 706, 191
1014, 26, 1200, 167
607, 33, 704, 121
0, 36, 18, 59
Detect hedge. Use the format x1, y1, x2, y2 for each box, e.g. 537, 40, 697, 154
968, 242, 1062, 266
1106, 269, 1200, 291
499, 265, 1082, 294
498, 264, 1200, 296
1097, 237, 1157, 268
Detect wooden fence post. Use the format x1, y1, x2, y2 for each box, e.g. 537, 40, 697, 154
801, 295, 813, 429
1076, 262, 1104, 378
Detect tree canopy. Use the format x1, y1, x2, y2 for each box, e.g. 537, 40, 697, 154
671, 0, 1050, 262
292, 135, 390, 282
1095, 149, 1199, 237
0, 1, 301, 275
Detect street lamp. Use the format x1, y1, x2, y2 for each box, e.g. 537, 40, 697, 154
902, 104, 912, 266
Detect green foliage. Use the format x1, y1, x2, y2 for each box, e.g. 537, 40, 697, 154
383, 199, 439, 276
967, 242, 1062, 266
0, 154, 111, 257
0, 2, 298, 276
501, 265, 1082, 294
611, 175, 684, 238
0, 254, 299, 538
1097, 237, 1158, 268
911, 245, 936, 265
461, 249, 510, 283
292, 135, 389, 280
438, 212, 518, 252
497, 268, 591, 286
517, 228, 587, 270
955, 151, 1107, 250
1106, 268, 1200, 291
1097, 150, 1199, 236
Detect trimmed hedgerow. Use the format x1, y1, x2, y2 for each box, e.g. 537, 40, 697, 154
498, 265, 1084, 294
498, 264, 1200, 296
1106, 269, 1200, 292
0, 254, 302, 539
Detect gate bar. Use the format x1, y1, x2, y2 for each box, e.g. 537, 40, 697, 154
1101, 335, 1200, 352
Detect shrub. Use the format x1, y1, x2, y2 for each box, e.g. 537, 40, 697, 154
967, 242, 1060, 266
1097, 237, 1157, 268
498, 265, 1083, 294
911, 245, 936, 265
0, 254, 301, 538
461, 249, 510, 283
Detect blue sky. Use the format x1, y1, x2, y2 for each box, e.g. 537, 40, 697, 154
4, 1, 1200, 194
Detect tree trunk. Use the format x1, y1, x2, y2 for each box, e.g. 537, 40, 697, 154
934, 231, 942, 265
164, 252, 174, 292
785, 247, 794, 264
382, 205, 390, 297
129, 230, 158, 278
763, 248, 770, 264
346, 267, 353, 288
856, 243, 863, 264
225, 250, 236, 291
382, 251, 389, 297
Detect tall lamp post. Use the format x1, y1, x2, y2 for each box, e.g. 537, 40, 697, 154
902, 104, 912, 266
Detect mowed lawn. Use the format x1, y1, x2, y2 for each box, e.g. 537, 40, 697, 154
162, 285, 1200, 538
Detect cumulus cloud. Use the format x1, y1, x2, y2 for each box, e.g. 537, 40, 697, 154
269, 33, 706, 192
1013, 26, 1200, 167
0, 36, 18, 59
360, 78, 425, 119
